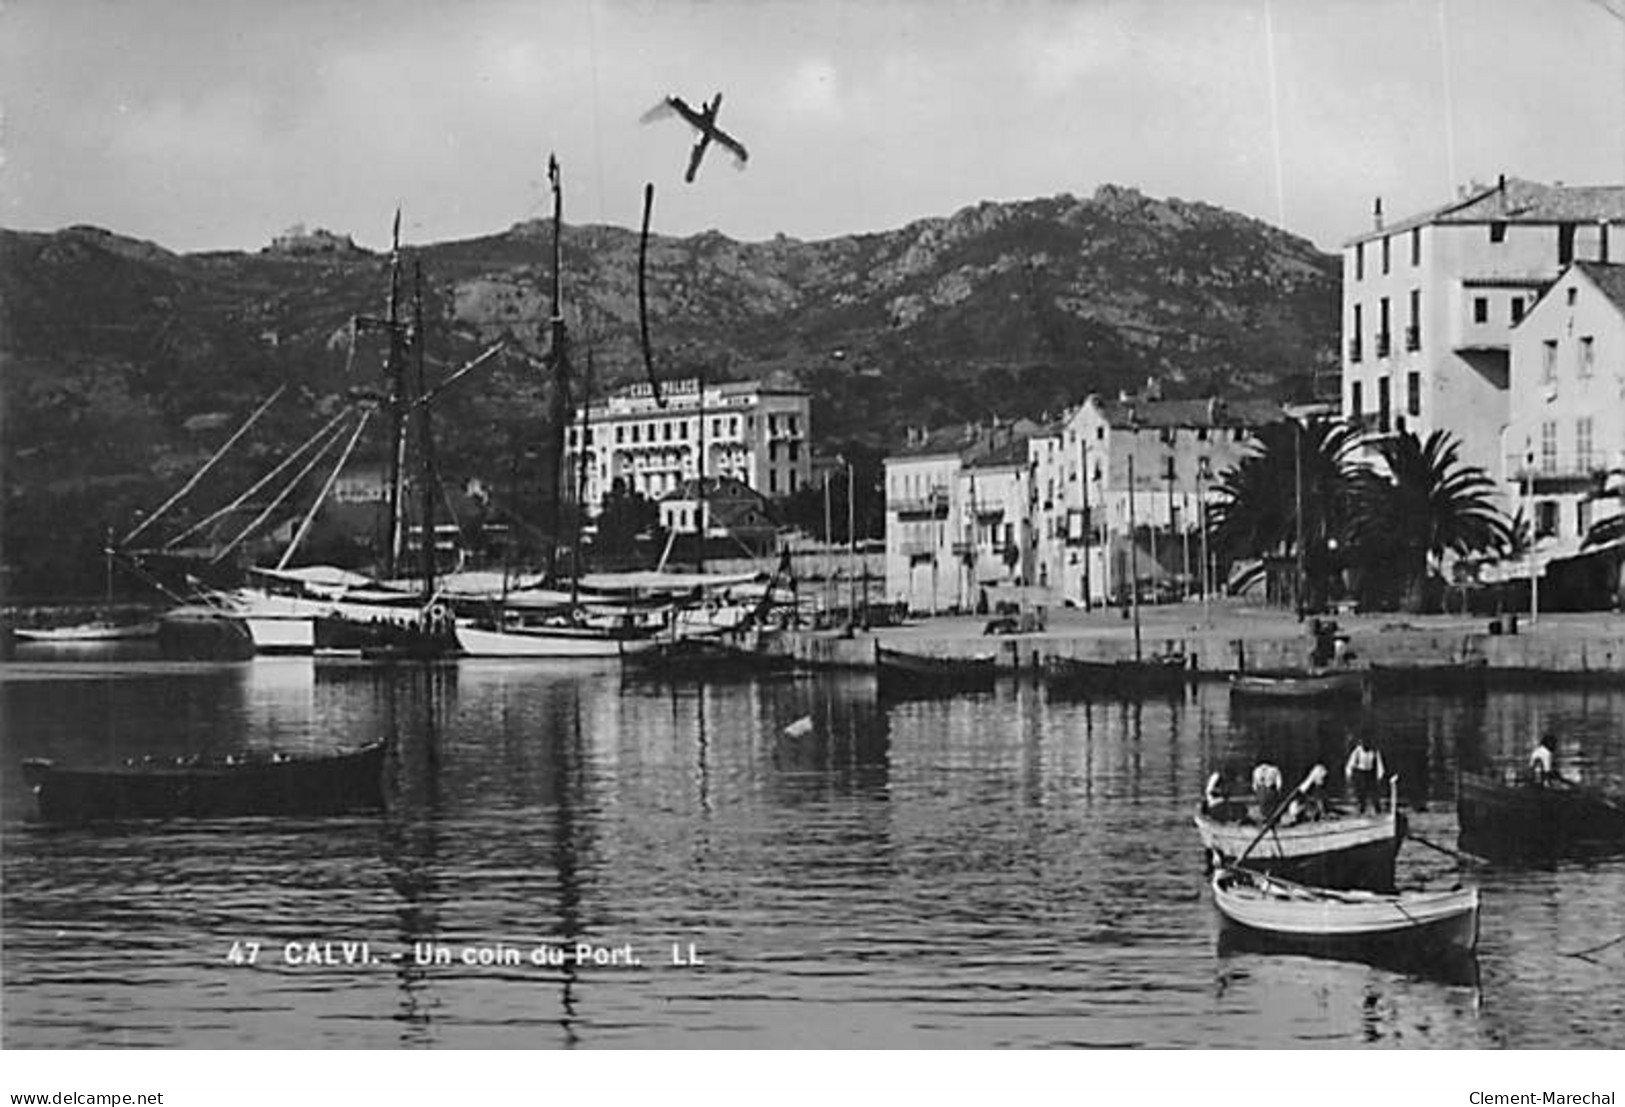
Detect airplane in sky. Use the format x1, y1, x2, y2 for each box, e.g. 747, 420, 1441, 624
640, 93, 749, 183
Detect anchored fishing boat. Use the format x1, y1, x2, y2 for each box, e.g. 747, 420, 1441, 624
875, 643, 997, 697
1211, 867, 1480, 965
1229, 666, 1367, 701
21, 742, 387, 823
1041, 652, 1190, 698
1458, 772, 1625, 859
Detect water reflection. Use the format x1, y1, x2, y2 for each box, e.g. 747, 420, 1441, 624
3, 662, 1624, 1047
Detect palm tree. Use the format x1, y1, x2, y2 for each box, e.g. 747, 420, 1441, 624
1207, 417, 1360, 611
1346, 428, 1510, 612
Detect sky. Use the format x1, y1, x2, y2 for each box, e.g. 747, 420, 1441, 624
2, 0, 1623, 256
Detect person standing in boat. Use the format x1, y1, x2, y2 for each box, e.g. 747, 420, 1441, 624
1528, 734, 1558, 786
1345, 734, 1386, 813
1252, 761, 1284, 818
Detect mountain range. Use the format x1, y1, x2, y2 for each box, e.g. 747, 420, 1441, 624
0, 183, 1340, 595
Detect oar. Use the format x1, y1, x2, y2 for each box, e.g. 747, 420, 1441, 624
1408, 830, 1486, 867
1234, 764, 1328, 869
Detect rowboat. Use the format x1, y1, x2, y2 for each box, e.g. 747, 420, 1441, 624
1457, 773, 1625, 860
1041, 653, 1189, 698
13, 621, 160, 644
1211, 867, 1480, 965
21, 743, 388, 823
875, 643, 997, 696
1230, 667, 1367, 701
621, 631, 795, 678
1367, 658, 1488, 693
1195, 800, 1405, 892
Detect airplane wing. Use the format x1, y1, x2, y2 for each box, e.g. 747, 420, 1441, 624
710, 128, 749, 168
685, 134, 713, 183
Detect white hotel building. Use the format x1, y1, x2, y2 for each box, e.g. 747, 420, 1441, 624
1339, 177, 1625, 506
563, 376, 812, 517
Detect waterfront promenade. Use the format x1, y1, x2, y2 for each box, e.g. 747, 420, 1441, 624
788, 599, 1625, 680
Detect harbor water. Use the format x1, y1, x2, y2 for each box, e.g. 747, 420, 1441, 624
3, 655, 1624, 1048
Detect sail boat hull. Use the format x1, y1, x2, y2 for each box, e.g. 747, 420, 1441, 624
456, 622, 656, 658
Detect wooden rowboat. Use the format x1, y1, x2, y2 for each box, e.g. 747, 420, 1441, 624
1230, 667, 1366, 701
875, 643, 996, 697
1195, 802, 1404, 892
1457, 772, 1625, 860
13, 621, 160, 644
21, 742, 388, 823
1041, 653, 1189, 698
1212, 867, 1480, 965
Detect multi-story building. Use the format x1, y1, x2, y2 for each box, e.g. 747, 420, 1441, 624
1504, 261, 1625, 555
882, 399, 1280, 612
1340, 177, 1625, 502
883, 421, 1037, 612
564, 376, 812, 515
1055, 396, 1282, 606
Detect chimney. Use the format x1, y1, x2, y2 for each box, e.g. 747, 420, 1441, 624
1497, 173, 1506, 192
1373, 197, 1384, 231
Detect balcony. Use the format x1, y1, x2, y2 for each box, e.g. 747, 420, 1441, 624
892, 489, 951, 520
1375, 332, 1392, 359
1347, 337, 1363, 363
1404, 324, 1421, 352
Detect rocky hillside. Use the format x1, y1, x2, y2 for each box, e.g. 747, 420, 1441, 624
1, 185, 1339, 594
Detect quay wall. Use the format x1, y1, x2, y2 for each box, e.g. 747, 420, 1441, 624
778, 624, 1625, 681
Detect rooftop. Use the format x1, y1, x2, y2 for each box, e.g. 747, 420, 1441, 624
1346, 177, 1625, 246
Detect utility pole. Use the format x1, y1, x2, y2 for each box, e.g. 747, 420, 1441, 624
1293, 419, 1306, 621
1079, 432, 1091, 611
1127, 452, 1142, 662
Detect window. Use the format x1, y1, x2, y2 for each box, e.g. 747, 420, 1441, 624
788, 441, 800, 462
1559, 223, 1576, 265
789, 470, 798, 493
1351, 303, 1363, 362
1579, 336, 1595, 377
678, 421, 688, 440
1378, 297, 1391, 355
769, 469, 778, 493
1536, 500, 1559, 538
1540, 420, 1558, 473
1511, 297, 1525, 324
1232, 428, 1246, 442
1197, 427, 1209, 442
1566, 287, 1578, 307
1407, 372, 1421, 417
631, 425, 641, 444
1578, 500, 1593, 538
1407, 289, 1420, 349
1473, 297, 1489, 324
1411, 227, 1421, 266
1377, 377, 1391, 432
616, 426, 624, 444
1577, 417, 1595, 471
1542, 340, 1558, 384
1381, 235, 1391, 274
1351, 380, 1364, 417
1490, 222, 1507, 244
1354, 243, 1364, 281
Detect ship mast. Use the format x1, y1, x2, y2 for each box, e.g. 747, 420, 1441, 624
412, 258, 437, 602
543, 154, 573, 582
384, 210, 408, 580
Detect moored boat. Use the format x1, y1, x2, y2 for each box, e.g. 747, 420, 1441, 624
1195, 794, 1405, 892
1457, 772, 1625, 860
875, 643, 997, 696
621, 630, 794, 678
1042, 653, 1189, 698
13, 621, 160, 644
21, 742, 388, 823
1368, 658, 1488, 693
1211, 867, 1480, 966
1230, 667, 1366, 701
